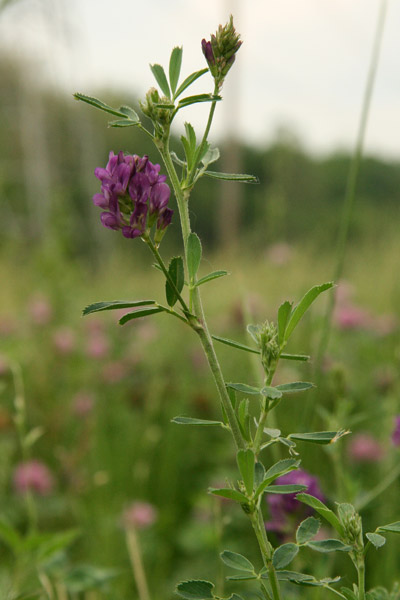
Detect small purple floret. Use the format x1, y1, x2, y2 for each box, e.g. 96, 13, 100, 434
93, 151, 173, 241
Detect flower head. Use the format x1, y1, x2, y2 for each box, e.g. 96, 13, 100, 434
93, 152, 172, 243
266, 469, 324, 536
202, 16, 242, 89
13, 460, 54, 496
123, 501, 157, 530
348, 433, 384, 463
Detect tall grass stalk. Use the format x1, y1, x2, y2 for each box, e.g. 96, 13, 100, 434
316, 0, 389, 369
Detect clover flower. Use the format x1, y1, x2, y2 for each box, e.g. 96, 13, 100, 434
348, 433, 384, 463
266, 469, 324, 535
93, 152, 173, 243
123, 501, 157, 530
13, 460, 54, 496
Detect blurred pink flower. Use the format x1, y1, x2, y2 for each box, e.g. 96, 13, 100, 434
72, 391, 95, 417
392, 416, 400, 447
13, 460, 54, 495
29, 295, 53, 326
53, 327, 76, 355
123, 501, 157, 529
102, 361, 128, 383
348, 433, 384, 463
85, 332, 110, 359
334, 305, 372, 330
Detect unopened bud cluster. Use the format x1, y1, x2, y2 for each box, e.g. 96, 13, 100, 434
202, 16, 242, 90
140, 88, 172, 132
338, 503, 363, 551
252, 321, 279, 376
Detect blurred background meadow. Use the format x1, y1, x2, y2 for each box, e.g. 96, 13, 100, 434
0, 0, 400, 598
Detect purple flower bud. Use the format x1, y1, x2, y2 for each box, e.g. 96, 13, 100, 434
93, 152, 173, 242
201, 39, 215, 65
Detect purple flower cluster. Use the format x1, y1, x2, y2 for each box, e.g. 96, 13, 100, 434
266, 469, 324, 536
93, 152, 173, 241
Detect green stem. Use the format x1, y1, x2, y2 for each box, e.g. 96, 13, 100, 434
316, 0, 388, 367
187, 82, 219, 187
250, 510, 282, 600
357, 560, 366, 600
253, 370, 276, 455
145, 236, 191, 316
156, 114, 282, 600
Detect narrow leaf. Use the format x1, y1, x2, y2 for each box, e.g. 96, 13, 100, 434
296, 494, 344, 536
280, 353, 310, 362
377, 522, 400, 534
187, 233, 202, 281
237, 449, 255, 495
171, 416, 223, 427
256, 459, 299, 497
220, 550, 255, 572
118, 105, 140, 120
200, 147, 220, 167
184, 122, 197, 151
366, 533, 386, 549
260, 570, 314, 584
176, 580, 214, 600
296, 517, 321, 545
289, 430, 350, 445
307, 539, 352, 553
284, 282, 334, 341
204, 170, 259, 183
264, 459, 300, 484
226, 382, 260, 395
174, 68, 208, 99
150, 63, 170, 97
169, 46, 183, 94
276, 382, 314, 394
272, 543, 299, 569
237, 398, 251, 442
212, 335, 260, 355
83, 300, 155, 316
108, 119, 140, 128
196, 270, 229, 286
178, 94, 221, 108
209, 488, 248, 504
119, 307, 165, 324
265, 484, 307, 494
278, 301, 293, 346
340, 588, 358, 600
165, 256, 185, 307
254, 462, 266, 488
73, 93, 129, 118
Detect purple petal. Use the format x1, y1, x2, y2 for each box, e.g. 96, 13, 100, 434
92, 193, 108, 208
122, 226, 142, 239
100, 212, 120, 231
150, 182, 171, 214
156, 207, 173, 231
129, 172, 150, 204
94, 167, 111, 182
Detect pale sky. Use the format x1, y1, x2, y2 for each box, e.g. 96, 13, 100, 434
1, 0, 399, 157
